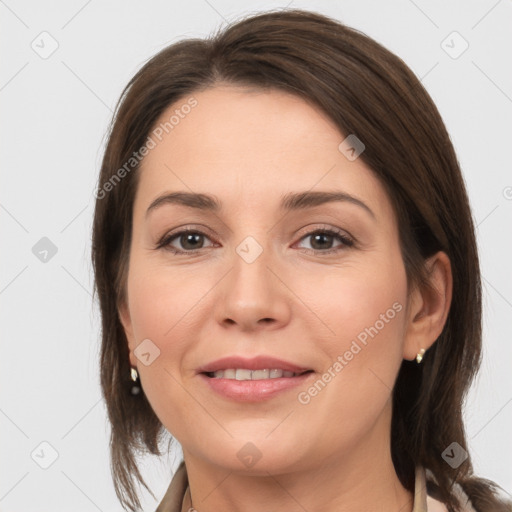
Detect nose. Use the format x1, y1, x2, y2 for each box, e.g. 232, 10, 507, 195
214, 238, 292, 332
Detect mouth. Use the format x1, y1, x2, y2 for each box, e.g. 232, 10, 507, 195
202, 368, 314, 380
199, 369, 315, 402
196, 355, 315, 401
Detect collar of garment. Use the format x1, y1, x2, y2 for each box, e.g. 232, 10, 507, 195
154, 461, 477, 512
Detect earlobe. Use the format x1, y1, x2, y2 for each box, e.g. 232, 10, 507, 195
402, 251, 453, 361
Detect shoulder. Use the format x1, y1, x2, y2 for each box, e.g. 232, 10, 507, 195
424, 485, 475, 512
424, 468, 476, 512
425, 468, 512, 512
155, 461, 188, 512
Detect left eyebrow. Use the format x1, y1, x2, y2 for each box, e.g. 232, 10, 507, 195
145, 190, 375, 220
280, 190, 375, 219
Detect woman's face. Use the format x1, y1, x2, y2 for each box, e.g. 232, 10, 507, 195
120, 85, 415, 474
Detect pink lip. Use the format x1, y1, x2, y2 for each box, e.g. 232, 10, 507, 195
199, 371, 314, 402
196, 355, 312, 374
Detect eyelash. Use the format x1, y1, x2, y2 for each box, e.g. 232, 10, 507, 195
155, 226, 354, 256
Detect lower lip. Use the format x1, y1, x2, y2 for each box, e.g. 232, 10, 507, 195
199, 372, 315, 402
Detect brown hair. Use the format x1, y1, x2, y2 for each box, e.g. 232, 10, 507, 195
91, 8, 509, 512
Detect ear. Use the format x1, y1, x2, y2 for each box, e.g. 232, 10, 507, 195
118, 298, 138, 368
402, 251, 453, 361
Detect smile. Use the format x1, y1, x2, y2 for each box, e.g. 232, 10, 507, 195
205, 368, 312, 380
199, 370, 315, 402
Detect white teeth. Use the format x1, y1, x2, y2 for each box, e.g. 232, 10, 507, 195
251, 369, 270, 379
235, 369, 252, 381
211, 368, 303, 380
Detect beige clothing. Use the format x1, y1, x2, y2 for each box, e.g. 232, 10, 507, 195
154, 461, 478, 512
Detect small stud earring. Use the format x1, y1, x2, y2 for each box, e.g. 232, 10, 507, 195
130, 367, 141, 395
416, 348, 426, 364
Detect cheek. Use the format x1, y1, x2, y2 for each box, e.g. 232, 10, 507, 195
124, 264, 194, 406
295, 254, 408, 396
298, 252, 406, 343
287, 268, 407, 452
125, 256, 231, 425
327, 277, 405, 361
126, 258, 204, 343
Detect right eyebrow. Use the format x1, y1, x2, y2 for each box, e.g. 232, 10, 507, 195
146, 192, 221, 218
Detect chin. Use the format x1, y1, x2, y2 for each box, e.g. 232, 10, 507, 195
200, 435, 311, 475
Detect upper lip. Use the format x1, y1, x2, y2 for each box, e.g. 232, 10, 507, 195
196, 355, 313, 374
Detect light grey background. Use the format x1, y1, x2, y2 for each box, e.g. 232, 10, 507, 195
1, 0, 511, 510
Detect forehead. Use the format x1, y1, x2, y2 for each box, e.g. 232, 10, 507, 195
135, 86, 394, 221
144, 85, 343, 167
